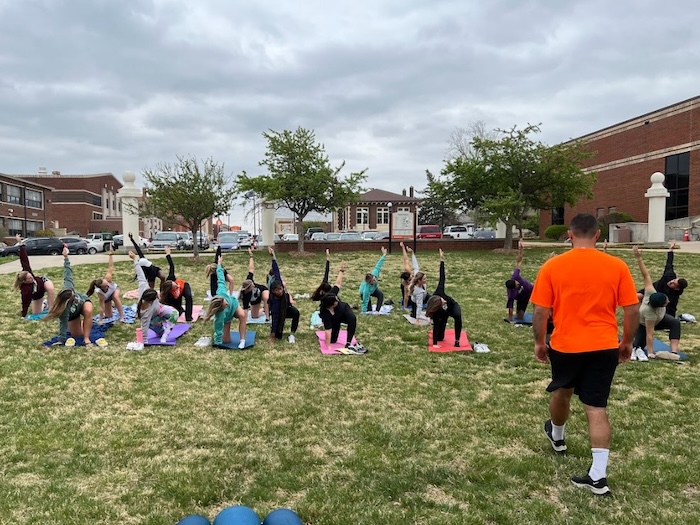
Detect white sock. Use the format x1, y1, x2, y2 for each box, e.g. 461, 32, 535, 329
238, 339, 246, 349
160, 322, 173, 342
551, 423, 565, 441
589, 448, 609, 480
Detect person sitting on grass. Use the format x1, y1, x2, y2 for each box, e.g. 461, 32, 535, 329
239, 248, 270, 321
160, 246, 194, 322
44, 245, 94, 346
203, 256, 248, 349
505, 239, 534, 323
424, 249, 463, 348
632, 246, 681, 360
400, 242, 420, 310
86, 244, 126, 323
320, 261, 367, 355
268, 247, 300, 344
14, 233, 55, 317
359, 246, 387, 313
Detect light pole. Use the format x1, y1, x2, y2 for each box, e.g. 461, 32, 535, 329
387, 202, 393, 254
244, 191, 257, 236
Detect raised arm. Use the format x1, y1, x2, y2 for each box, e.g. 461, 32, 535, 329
248, 248, 255, 274
401, 242, 411, 273
129, 232, 145, 259
659, 240, 677, 282
17, 234, 32, 274
515, 239, 524, 269
434, 249, 446, 296
215, 257, 228, 297
129, 250, 149, 298
104, 245, 114, 282
269, 247, 282, 282
372, 247, 387, 277
62, 246, 74, 290
322, 249, 330, 284
333, 261, 346, 289
633, 246, 654, 291
164, 246, 176, 281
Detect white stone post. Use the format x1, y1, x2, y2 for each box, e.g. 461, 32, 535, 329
260, 200, 276, 247
117, 171, 141, 250
645, 171, 670, 243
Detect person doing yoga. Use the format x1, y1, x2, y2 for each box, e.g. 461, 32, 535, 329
320, 261, 367, 355
424, 249, 464, 347
14, 233, 55, 317
359, 247, 387, 313
86, 244, 125, 323
160, 246, 194, 322
505, 240, 534, 323
239, 248, 270, 320
202, 257, 248, 349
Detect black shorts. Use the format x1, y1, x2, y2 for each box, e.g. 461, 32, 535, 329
546, 347, 619, 408
516, 289, 532, 313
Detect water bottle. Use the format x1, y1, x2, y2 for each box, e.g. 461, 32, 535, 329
135, 327, 143, 343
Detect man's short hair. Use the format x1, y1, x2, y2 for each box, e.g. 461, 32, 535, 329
569, 213, 600, 239
678, 278, 688, 290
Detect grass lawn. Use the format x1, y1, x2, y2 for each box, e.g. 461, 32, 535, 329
1, 246, 699, 524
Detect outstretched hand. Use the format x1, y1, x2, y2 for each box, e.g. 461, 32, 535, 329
439, 248, 444, 260
339, 260, 346, 271
62, 245, 69, 258
218, 255, 223, 265
406, 246, 413, 253
248, 248, 253, 256
128, 250, 137, 260
670, 240, 677, 250
381, 246, 387, 256
15, 233, 21, 243
326, 248, 330, 259
268, 246, 275, 257
165, 246, 171, 255
633, 245, 641, 257
400, 241, 405, 249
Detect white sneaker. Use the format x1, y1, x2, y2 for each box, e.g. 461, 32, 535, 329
288, 334, 296, 343
630, 347, 638, 361
238, 339, 246, 349
636, 348, 649, 362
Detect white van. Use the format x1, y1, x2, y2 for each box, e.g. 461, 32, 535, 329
443, 225, 474, 239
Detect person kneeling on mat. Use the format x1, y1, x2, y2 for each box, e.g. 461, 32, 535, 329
505, 239, 533, 323
267, 247, 300, 343
44, 245, 94, 345
203, 257, 248, 349
320, 261, 366, 355
425, 249, 463, 348
14, 233, 56, 317
240, 248, 270, 320
359, 246, 387, 313
160, 246, 195, 322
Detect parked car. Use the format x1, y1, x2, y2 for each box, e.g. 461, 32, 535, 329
237, 231, 252, 248
151, 231, 186, 250
59, 237, 89, 255
304, 227, 325, 240
83, 232, 114, 253
310, 232, 326, 241
182, 232, 194, 249
282, 233, 299, 241
443, 225, 474, 239
372, 231, 390, 241
360, 231, 379, 240
195, 232, 210, 249
417, 225, 443, 239
472, 229, 496, 239
325, 232, 342, 241
113, 234, 152, 249
339, 232, 362, 241
217, 232, 240, 250
0, 237, 64, 257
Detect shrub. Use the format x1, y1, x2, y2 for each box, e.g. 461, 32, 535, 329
35, 229, 56, 237
544, 224, 569, 240
598, 211, 633, 235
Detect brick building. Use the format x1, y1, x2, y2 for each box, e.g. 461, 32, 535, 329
0, 173, 54, 238
334, 188, 421, 232
540, 95, 700, 232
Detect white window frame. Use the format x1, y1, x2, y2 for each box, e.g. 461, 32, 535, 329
377, 207, 389, 225
93, 212, 104, 220
356, 207, 369, 225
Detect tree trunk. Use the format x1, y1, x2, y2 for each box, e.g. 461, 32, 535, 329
296, 215, 305, 252
191, 221, 200, 259
502, 219, 516, 250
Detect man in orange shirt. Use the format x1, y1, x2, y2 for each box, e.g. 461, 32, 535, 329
531, 213, 639, 496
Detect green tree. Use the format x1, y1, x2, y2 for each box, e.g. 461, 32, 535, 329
441, 124, 597, 248
141, 156, 236, 258
235, 127, 367, 251
417, 170, 459, 229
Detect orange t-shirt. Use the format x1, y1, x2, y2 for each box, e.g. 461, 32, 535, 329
530, 248, 638, 353
170, 279, 186, 300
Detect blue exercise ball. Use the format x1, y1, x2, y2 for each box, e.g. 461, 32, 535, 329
213, 505, 260, 525
262, 508, 303, 525
176, 515, 211, 525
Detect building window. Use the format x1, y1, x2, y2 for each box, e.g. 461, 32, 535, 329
665, 152, 690, 221
596, 208, 605, 218
8, 218, 22, 236
551, 207, 565, 225
106, 198, 110, 210
25, 189, 42, 209
356, 207, 369, 226
7, 185, 21, 204
608, 206, 617, 214
397, 207, 410, 212
26, 221, 42, 234
92, 195, 102, 206
93, 212, 103, 220
377, 207, 389, 225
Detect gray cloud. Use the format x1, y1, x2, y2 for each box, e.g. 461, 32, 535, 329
1, 0, 699, 228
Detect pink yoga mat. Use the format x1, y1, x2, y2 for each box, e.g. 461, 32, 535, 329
428, 329, 472, 352
178, 305, 203, 323
315, 330, 358, 355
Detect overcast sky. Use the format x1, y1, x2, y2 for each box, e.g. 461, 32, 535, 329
1, 0, 699, 230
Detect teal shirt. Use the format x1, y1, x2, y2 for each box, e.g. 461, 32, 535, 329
358, 255, 385, 312
213, 265, 240, 345
58, 258, 89, 341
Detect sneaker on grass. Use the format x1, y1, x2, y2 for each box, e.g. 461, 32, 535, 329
544, 419, 567, 453
571, 473, 611, 495
636, 347, 649, 362
288, 334, 296, 344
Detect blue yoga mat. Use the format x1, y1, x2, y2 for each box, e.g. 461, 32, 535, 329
651, 338, 688, 360
503, 312, 533, 325
214, 330, 256, 350
43, 323, 113, 347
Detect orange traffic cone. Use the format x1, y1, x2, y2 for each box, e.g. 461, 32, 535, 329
684, 230, 690, 241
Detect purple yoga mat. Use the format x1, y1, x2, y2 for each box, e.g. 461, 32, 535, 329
146, 323, 191, 345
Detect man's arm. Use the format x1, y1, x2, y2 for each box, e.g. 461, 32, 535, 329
532, 304, 551, 363
619, 304, 640, 362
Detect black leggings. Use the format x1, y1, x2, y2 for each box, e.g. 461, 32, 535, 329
364, 288, 384, 312
330, 309, 357, 344
165, 283, 194, 321
433, 303, 463, 344
633, 314, 681, 348
273, 305, 300, 339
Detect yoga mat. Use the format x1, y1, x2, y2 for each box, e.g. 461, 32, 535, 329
652, 338, 688, 360
178, 305, 203, 323
43, 323, 113, 347
26, 312, 49, 321
428, 329, 472, 352
316, 330, 358, 355
146, 323, 191, 346
214, 330, 256, 349
503, 312, 533, 325
92, 305, 137, 324
246, 311, 269, 324
123, 289, 141, 300
403, 313, 431, 326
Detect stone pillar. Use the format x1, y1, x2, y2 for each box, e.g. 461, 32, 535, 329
645, 171, 670, 243
117, 171, 141, 250
260, 200, 276, 247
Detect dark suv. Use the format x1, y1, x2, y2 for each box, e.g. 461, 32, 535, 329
0, 237, 64, 257
305, 227, 325, 240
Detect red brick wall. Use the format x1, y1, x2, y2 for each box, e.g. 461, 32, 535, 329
272, 238, 516, 253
